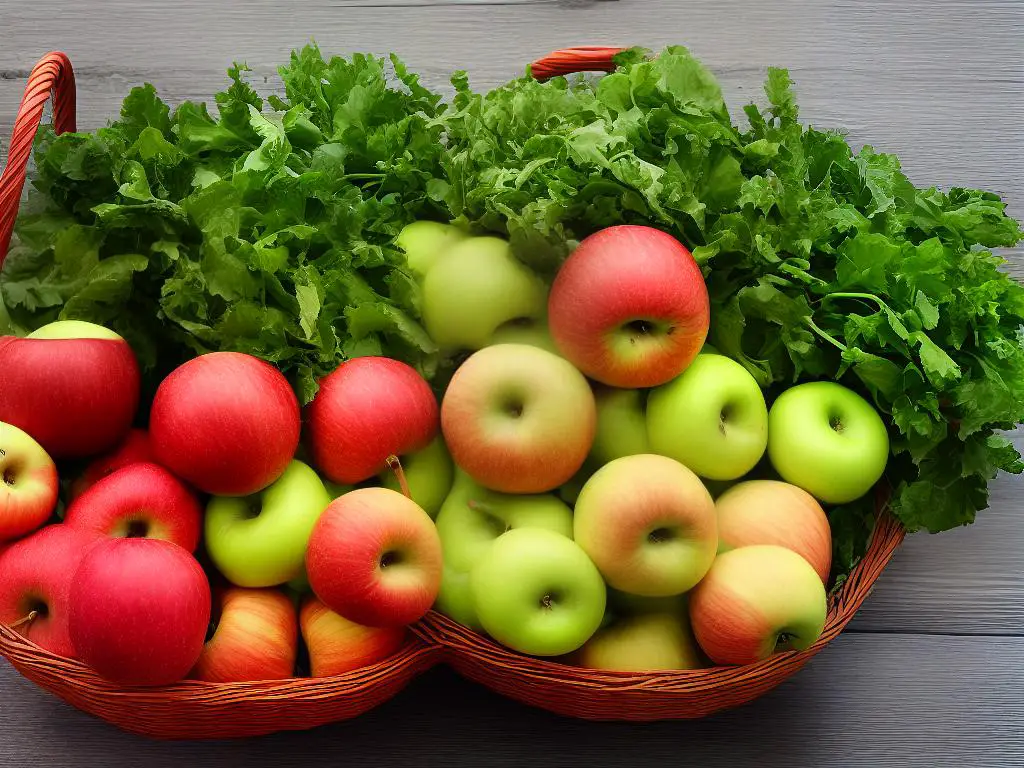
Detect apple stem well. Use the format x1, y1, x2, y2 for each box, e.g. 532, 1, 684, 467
385, 455, 412, 499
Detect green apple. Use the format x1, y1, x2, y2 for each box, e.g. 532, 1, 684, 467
557, 467, 591, 507
574, 612, 706, 672
323, 480, 354, 500
422, 237, 548, 351
486, 320, 561, 356
470, 528, 606, 656
396, 221, 466, 277
590, 387, 650, 467
647, 354, 768, 480
767, 381, 889, 504
380, 436, 453, 518
205, 460, 332, 587
607, 588, 688, 619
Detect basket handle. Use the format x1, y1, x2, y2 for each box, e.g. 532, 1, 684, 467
529, 46, 628, 81
0, 51, 76, 266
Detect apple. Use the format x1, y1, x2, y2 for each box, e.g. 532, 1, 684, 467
548, 225, 709, 388
689, 544, 827, 666
647, 354, 768, 480
0, 525, 100, 657
69, 428, 155, 501
307, 488, 442, 627
573, 612, 706, 672
441, 344, 596, 493
0, 320, 140, 458
151, 352, 300, 496
64, 462, 203, 552
396, 220, 466, 277
590, 387, 650, 467
190, 588, 298, 683
0, 421, 58, 541
767, 381, 890, 504
300, 596, 406, 677
715, 480, 833, 583
574, 454, 717, 597
470, 528, 605, 656
422, 236, 548, 351
305, 356, 439, 486
205, 460, 331, 587
485, 320, 561, 356
68, 537, 211, 686
606, 588, 689, 619
434, 470, 574, 629
379, 436, 453, 518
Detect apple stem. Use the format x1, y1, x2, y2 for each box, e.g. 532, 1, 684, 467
385, 455, 412, 500
9, 610, 38, 630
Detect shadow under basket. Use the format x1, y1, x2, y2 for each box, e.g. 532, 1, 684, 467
0, 48, 907, 739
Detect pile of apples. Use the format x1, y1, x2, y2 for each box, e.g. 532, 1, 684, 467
0, 223, 891, 687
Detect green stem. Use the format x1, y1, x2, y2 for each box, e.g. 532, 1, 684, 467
822, 292, 895, 314
805, 317, 847, 352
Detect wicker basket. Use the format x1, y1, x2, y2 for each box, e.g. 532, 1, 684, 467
0, 48, 906, 740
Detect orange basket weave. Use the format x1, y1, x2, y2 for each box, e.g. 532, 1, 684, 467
0, 48, 906, 739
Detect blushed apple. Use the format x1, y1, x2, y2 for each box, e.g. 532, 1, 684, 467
300, 596, 406, 677
0, 321, 140, 458
0, 421, 58, 542
441, 344, 596, 494
548, 225, 709, 388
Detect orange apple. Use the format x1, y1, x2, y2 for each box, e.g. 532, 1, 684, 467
300, 597, 406, 677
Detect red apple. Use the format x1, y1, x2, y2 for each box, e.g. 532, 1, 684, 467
305, 357, 439, 485
68, 538, 211, 686
0, 321, 140, 458
441, 344, 596, 493
150, 352, 300, 496
715, 480, 833, 583
300, 596, 406, 677
0, 525, 101, 657
64, 462, 203, 552
190, 588, 298, 683
69, 428, 155, 501
0, 421, 59, 541
548, 225, 709, 388
307, 488, 442, 627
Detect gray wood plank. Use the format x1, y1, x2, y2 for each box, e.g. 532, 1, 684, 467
2, 633, 1022, 766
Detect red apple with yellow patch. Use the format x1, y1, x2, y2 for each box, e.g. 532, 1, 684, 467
300, 597, 406, 677
0, 421, 59, 542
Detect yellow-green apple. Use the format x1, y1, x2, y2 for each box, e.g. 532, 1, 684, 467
548, 225, 709, 388
69, 428, 155, 501
205, 460, 331, 587
306, 488, 442, 627
573, 612, 706, 672
715, 480, 832, 582
64, 462, 203, 552
590, 387, 650, 467
434, 470, 574, 629
486, 320, 561, 356
0, 321, 140, 458
470, 528, 606, 656
574, 454, 717, 596
767, 381, 889, 504
396, 220, 466, 277
0, 421, 58, 542
305, 356, 439, 485
68, 538, 211, 685
441, 344, 596, 493
689, 544, 827, 666
150, 352, 300, 496
422, 236, 548, 351
191, 588, 298, 683
647, 354, 768, 480
0, 525, 101, 657
300, 596, 406, 677
380, 436, 453, 518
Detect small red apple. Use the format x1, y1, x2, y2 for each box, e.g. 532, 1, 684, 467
548, 225, 710, 388
305, 357, 439, 485
68, 537, 211, 686
307, 488, 442, 628
190, 588, 298, 683
0, 421, 59, 542
0, 321, 141, 458
300, 596, 406, 677
150, 352, 300, 496
69, 428, 155, 501
0, 525, 102, 657
64, 462, 203, 552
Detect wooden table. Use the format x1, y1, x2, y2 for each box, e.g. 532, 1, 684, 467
1, 1, 1021, 765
